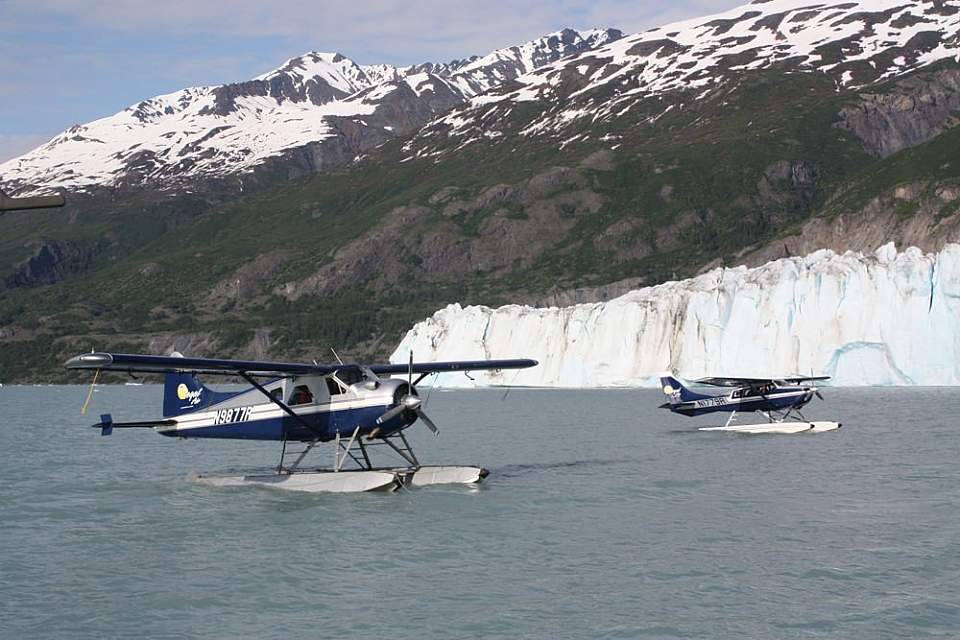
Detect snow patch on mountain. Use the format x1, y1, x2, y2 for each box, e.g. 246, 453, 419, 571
255, 51, 380, 96
391, 243, 960, 387
446, 28, 624, 96
0, 83, 384, 192
407, 0, 960, 157
0, 28, 621, 195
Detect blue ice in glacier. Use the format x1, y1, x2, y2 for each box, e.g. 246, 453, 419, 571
391, 243, 960, 387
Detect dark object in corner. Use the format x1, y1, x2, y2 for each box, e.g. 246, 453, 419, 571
0, 188, 65, 212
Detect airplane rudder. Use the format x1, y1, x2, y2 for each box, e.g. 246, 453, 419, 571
162, 371, 207, 417
658, 375, 685, 404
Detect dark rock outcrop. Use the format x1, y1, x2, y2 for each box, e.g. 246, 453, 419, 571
837, 67, 960, 157
735, 180, 960, 267
4, 240, 99, 288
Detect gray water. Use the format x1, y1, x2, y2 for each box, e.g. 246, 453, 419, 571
1, 386, 958, 639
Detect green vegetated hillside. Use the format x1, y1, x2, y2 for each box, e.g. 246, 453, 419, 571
824, 124, 960, 219
1, 62, 958, 382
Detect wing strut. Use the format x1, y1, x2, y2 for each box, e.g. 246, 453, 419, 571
238, 372, 325, 441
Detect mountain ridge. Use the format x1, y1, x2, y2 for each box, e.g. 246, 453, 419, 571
0, 28, 623, 195
404, 0, 960, 161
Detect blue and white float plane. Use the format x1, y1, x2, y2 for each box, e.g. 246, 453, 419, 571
658, 374, 841, 434
66, 351, 537, 492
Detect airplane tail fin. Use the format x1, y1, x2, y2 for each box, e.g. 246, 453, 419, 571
161, 354, 235, 417
659, 374, 710, 405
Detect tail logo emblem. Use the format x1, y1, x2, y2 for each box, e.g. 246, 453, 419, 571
176, 383, 202, 406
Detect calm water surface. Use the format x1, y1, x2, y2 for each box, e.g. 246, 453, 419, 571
1, 386, 958, 639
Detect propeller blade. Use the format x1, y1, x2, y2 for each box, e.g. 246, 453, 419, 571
375, 394, 422, 425
408, 350, 413, 388
376, 404, 406, 425
417, 409, 440, 436
815, 390, 824, 401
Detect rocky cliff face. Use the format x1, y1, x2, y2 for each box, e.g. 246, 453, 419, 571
739, 182, 960, 267
838, 67, 960, 157
4, 240, 100, 288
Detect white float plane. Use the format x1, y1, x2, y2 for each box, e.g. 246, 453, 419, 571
659, 374, 841, 434
66, 351, 537, 492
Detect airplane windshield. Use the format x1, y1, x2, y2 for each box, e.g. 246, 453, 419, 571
335, 367, 365, 386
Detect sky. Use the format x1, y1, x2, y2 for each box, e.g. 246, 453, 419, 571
0, 0, 743, 163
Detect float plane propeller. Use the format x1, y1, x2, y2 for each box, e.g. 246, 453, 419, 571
658, 374, 841, 434
65, 351, 537, 492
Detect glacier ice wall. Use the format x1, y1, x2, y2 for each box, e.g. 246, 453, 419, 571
390, 243, 960, 387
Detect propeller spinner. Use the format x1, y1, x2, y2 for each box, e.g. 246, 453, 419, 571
374, 351, 439, 436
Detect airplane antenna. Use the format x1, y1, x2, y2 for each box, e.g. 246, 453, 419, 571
330, 348, 344, 365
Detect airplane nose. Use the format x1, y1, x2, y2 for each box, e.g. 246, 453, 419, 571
375, 385, 421, 426
373, 383, 439, 436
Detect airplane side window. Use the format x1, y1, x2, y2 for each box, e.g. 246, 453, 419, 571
326, 378, 342, 396
337, 368, 362, 385
291, 385, 313, 405
271, 388, 283, 400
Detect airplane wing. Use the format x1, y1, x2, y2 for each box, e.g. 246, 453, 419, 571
65, 352, 538, 377
693, 375, 830, 387
369, 359, 538, 375
65, 352, 334, 376
777, 375, 831, 384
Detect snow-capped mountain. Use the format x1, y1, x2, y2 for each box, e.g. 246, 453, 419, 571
0, 29, 621, 195
392, 243, 960, 387
406, 0, 960, 159
442, 28, 623, 96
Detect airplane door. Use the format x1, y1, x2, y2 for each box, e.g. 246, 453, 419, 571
324, 376, 345, 436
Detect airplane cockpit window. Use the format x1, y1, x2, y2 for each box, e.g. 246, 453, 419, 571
335, 367, 364, 386
291, 385, 313, 405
